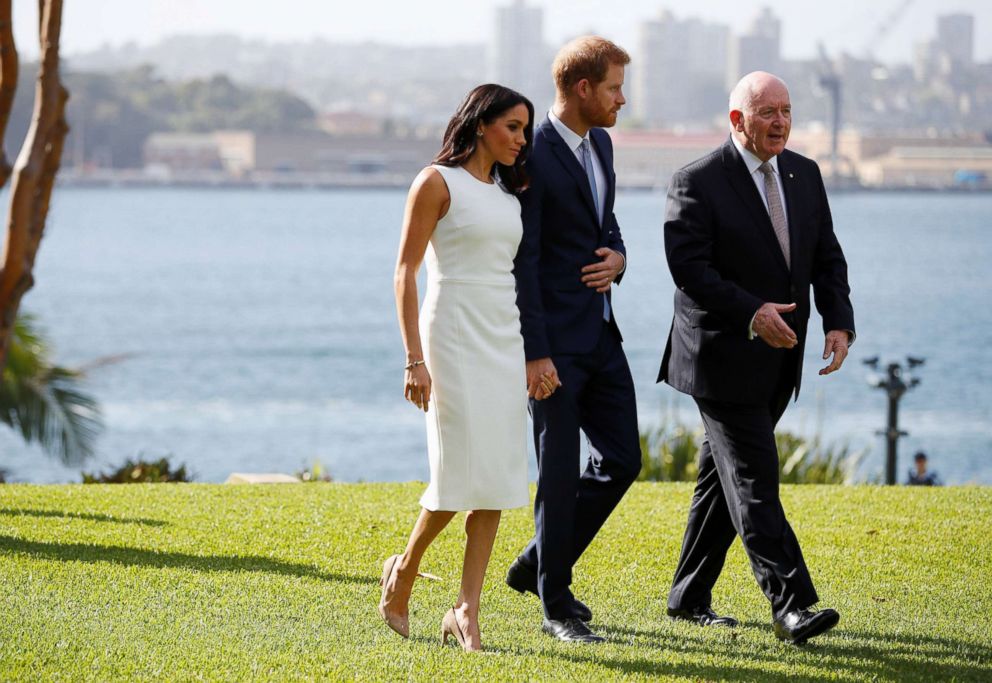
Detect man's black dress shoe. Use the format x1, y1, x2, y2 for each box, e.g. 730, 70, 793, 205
667, 606, 739, 627
542, 618, 605, 643
773, 608, 840, 644
505, 558, 593, 622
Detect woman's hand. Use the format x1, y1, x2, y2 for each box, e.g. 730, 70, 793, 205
404, 364, 432, 412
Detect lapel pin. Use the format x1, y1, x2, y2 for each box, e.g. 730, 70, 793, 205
788, 173, 794, 178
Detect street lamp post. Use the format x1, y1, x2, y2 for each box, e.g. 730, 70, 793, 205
864, 356, 924, 485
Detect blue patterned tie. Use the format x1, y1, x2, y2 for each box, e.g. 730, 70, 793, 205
581, 138, 610, 322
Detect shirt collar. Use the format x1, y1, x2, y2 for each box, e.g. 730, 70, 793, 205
549, 109, 587, 154
731, 134, 779, 176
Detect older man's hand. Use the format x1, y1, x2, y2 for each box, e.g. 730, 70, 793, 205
752, 302, 798, 348
819, 330, 851, 375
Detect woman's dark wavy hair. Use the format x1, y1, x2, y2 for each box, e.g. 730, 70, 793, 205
433, 84, 534, 194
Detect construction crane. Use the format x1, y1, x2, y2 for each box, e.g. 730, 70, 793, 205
815, 42, 842, 187
814, 0, 915, 187
862, 0, 916, 61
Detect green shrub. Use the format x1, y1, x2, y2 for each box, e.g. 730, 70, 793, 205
638, 420, 702, 482
82, 456, 192, 483
776, 431, 868, 484
638, 416, 869, 485
295, 461, 333, 482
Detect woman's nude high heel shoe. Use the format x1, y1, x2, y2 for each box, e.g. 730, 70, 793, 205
377, 554, 409, 638
440, 607, 480, 652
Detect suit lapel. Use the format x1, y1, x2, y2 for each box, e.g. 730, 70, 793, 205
721, 138, 790, 274
777, 152, 802, 282
540, 117, 600, 227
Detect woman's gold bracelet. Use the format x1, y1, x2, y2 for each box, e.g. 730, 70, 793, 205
405, 359, 426, 370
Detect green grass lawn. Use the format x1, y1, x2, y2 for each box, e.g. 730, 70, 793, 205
1, 483, 990, 681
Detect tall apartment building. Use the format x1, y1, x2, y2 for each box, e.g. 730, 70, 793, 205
936, 13, 974, 68
635, 11, 728, 127
915, 13, 976, 82
727, 7, 781, 89
489, 0, 553, 108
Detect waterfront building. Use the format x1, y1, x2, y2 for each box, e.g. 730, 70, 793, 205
142, 130, 438, 185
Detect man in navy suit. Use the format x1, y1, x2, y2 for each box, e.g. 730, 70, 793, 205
509, 36, 641, 643
659, 71, 855, 644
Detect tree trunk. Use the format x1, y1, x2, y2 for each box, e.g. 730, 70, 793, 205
0, 0, 18, 187
0, 0, 68, 368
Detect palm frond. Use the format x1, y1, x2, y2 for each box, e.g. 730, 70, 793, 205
0, 316, 103, 464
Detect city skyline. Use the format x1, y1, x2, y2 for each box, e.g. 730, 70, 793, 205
5, 0, 988, 191
10, 0, 992, 65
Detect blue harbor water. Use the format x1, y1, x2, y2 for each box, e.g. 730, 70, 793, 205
1, 187, 990, 484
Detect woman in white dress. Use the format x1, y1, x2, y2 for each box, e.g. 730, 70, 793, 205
381, 85, 551, 651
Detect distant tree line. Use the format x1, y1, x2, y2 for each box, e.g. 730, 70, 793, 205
3, 65, 316, 169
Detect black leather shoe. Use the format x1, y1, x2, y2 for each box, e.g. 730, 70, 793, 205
773, 608, 840, 644
667, 605, 739, 627
542, 618, 605, 643
505, 558, 593, 622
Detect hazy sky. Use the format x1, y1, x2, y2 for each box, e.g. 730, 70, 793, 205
12, 0, 992, 64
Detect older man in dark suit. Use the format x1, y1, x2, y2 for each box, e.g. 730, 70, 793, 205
659, 71, 855, 645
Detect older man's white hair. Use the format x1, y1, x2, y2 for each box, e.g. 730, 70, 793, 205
728, 71, 790, 128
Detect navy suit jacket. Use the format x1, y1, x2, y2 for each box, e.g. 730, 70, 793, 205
513, 116, 627, 361
659, 137, 855, 403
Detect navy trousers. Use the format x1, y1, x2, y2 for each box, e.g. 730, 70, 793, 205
519, 323, 641, 620
667, 350, 819, 619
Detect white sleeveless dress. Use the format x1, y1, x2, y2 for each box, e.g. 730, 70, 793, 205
418, 164, 529, 511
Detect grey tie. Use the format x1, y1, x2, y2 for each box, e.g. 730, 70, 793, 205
580, 138, 601, 223
758, 161, 791, 268
580, 138, 610, 321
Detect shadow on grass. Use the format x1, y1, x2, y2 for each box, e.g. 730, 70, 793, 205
494, 632, 815, 682
488, 620, 992, 681
0, 535, 375, 585
0, 508, 169, 527
518, 632, 991, 682
842, 628, 992, 661
812, 633, 992, 676
740, 619, 992, 666
369, 616, 989, 680
602, 622, 724, 643
601, 621, 992, 681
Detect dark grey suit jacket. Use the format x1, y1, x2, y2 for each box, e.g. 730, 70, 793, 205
658, 137, 855, 404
